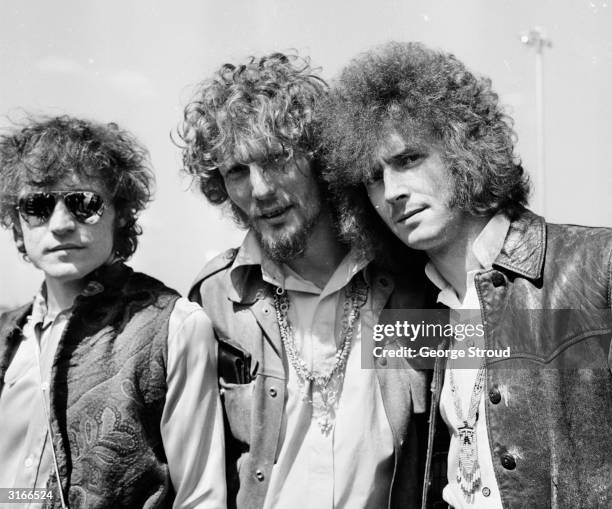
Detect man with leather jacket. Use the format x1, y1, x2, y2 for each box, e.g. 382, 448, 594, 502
318, 41, 612, 508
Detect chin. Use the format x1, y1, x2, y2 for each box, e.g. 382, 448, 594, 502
43, 265, 89, 282
401, 228, 444, 252
259, 225, 310, 263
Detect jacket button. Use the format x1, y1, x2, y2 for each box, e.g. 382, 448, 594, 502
501, 453, 516, 470
489, 387, 501, 404
491, 272, 505, 287
482, 487, 491, 497
255, 469, 265, 482
378, 357, 387, 366
268, 387, 277, 397
379, 277, 389, 287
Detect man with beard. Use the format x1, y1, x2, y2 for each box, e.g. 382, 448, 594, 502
180, 53, 429, 509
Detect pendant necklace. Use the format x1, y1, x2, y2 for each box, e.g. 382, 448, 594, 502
273, 275, 368, 433
449, 360, 487, 500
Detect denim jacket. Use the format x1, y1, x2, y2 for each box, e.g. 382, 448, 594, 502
422, 210, 612, 509
190, 242, 431, 509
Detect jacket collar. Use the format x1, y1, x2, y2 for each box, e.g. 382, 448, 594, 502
227, 232, 275, 303
493, 208, 546, 280
227, 230, 370, 303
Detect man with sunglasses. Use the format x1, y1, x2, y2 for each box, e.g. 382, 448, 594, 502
0, 116, 226, 508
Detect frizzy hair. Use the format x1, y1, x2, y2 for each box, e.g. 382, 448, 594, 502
178, 52, 328, 213
0, 115, 153, 259
317, 41, 530, 258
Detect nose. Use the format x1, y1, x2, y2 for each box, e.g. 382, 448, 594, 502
249, 163, 275, 200
48, 199, 77, 235
382, 165, 410, 204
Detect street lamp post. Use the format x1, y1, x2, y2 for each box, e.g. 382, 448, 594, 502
521, 27, 552, 214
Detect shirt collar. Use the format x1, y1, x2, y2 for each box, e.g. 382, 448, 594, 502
230, 230, 370, 299
424, 213, 511, 301
30, 279, 105, 329
471, 213, 511, 269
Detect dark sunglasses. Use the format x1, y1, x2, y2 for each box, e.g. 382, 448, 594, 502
17, 190, 106, 226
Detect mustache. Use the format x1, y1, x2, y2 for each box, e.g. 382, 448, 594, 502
251, 199, 292, 218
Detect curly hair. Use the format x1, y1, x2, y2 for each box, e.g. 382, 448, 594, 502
0, 115, 154, 260
317, 41, 530, 258
178, 52, 328, 219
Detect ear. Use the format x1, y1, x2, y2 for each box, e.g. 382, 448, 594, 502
12, 224, 28, 259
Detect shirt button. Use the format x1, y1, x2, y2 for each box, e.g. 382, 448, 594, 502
255, 469, 265, 482
262, 307, 270, 315
491, 271, 505, 287
41, 381, 50, 392
25, 456, 34, 468
501, 453, 517, 470
482, 487, 491, 497
268, 387, 277, 398
489, 386, 502, 404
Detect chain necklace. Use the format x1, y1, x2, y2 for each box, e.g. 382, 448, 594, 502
448, 360, 487, 501
273, 275, 368, 434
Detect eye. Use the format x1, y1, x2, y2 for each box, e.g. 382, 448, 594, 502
267, 151, 290, 171
396, 152, 425, 169
223, 163, 249, 180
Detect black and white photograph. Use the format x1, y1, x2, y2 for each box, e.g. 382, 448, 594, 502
0, 1, 610, 508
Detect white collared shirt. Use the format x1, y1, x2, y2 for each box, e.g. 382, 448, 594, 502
425, 213, 510, 509
235, 233, 395, 509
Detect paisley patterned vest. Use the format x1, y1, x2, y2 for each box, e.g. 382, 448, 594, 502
0, 263, 180, 509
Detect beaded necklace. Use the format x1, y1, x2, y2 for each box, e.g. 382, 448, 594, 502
272, 275, 368, 433
448, 359, 487, 501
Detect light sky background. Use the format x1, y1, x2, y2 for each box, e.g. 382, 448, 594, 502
1, 0, 611, 307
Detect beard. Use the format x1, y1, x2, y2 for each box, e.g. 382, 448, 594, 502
226, 171, 327, 263
253, 205, 321, 263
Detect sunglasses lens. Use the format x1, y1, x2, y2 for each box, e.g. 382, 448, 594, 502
18, 193, 56, 225
64, 192, 105, 224
18, 191, 105, 225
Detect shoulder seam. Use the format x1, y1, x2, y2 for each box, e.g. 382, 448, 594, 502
189, 247, 238, 301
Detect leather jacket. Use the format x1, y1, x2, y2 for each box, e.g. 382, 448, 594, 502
422, 210, 612, 509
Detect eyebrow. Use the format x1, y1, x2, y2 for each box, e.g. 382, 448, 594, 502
382, 145, 427, 165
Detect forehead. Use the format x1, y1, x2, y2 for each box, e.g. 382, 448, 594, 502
219, 143, 312, 175
220, 139, 287, 166
377, 129, 438, 160
20, 173, 109, 196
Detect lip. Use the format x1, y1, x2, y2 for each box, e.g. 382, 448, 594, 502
256, 205, 293, 221
45, 244, 84, 253
394, 206, 427, 224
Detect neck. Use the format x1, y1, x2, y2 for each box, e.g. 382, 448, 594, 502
44, 277, 86, 314
284, 212, 348, 289
427, 215, 491, 301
